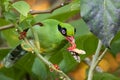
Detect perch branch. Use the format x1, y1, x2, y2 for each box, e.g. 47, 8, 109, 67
83, 57, 103, 72
87, 40, 102, 80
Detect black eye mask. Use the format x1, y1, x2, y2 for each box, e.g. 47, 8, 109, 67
58, 24, 67, 36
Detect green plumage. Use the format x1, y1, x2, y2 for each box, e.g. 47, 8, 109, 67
1, 19, 76, 68
23, 19, 75, 53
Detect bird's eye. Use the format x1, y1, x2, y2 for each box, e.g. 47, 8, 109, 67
61, 28, 67, 36
61, 29, 66, 34
58, 24, 67, 36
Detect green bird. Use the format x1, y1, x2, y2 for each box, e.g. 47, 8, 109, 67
1, 19, 85, 68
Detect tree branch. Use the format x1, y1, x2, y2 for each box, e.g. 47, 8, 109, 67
0, 24, 14, 31
30, 2, 70, 15
87, 40, 102, 80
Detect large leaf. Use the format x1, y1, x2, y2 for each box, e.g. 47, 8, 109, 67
14, 53, 35, 73
59, 51, 78, 73
12, 1, 30, 16
32, 58, 48, 80
80, 0, 120, 48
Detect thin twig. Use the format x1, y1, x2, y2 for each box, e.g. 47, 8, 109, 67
87, 40, 102, 80
29, 26, 40, 50
0, 47, 11, 49
93, 48, 108, 69
0, 24, 14, 31
29, 1, 70, 15
83, 57, 103, 72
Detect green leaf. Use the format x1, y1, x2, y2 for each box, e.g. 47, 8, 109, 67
0, 67, 26, 80
80, 0, 120, 48
93, 72, 120, 80
0, 18, 9, 26
75, 34, 98, 60
2, 28, 20, 47
49, 49, 64, 64
32, 58, 48, 80
0, 48, 11, 60
14, 53, 35, 74
3, 10, 18, 22
70, 19, 90, 37
12, 1, 30, 16
58, 49, 78, 73
110, 32, 120, 55
18, 15, 35, 29
0, 73, 13, 80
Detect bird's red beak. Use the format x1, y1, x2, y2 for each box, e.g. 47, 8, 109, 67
66, 36, 86, 62
66, 36, 86, 54
66, 36, 76, 51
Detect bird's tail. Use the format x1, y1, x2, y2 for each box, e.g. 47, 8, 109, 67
0, 44, 27, 68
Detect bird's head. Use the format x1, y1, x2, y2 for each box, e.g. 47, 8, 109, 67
58, 23, 76, 51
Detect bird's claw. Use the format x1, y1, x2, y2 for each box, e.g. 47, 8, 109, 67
18, 31, 27, 40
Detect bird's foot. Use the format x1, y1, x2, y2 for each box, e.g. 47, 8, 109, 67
50, 64, 60, 72
18, 31, 27, 40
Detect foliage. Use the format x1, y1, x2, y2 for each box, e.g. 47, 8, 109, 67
0, 0, 120, 80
